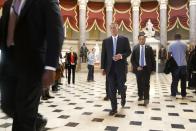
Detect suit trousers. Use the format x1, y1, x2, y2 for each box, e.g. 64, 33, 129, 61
108, 62, 126, 111
87, 65, 94, 81
105, 76, 109, 97
0, 51, 42, 131
135, 67, 151, 100
171, 66, 187, 97
68, 65, 76, 84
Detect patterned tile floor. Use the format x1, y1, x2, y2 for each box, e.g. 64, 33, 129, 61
0, 73, 196, 131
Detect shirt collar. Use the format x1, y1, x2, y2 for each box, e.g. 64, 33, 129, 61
112, 35, 118, 39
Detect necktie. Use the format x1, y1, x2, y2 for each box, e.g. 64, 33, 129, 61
113, 37, 117, 56
141, 45, 145, 67
7, 0, 22, 47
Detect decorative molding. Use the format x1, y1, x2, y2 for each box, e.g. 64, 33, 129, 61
158, 0, 168, 10
78, 0, 88, 10
131, 0, 141, 11
190, 0, 196, 6
105, 0, 114, 11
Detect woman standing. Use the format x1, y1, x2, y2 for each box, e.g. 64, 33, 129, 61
66, 47, 77, 84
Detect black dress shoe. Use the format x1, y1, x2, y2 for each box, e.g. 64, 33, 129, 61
121, 99, 126, 107
109, 110, 117, 116
138, 97, 144, 101
41, 96, 48, 100
47, 95, 54, 99
144, 99, 149, 106
36, 114, 47, 131
57, 83, 63, 85
103, 96, 109, 101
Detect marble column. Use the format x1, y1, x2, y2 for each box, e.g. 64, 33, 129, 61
189, 0, 196, 45
105, 0, 114, 37
131, 0, 140, 45
78, 0, 88, 70
159, 0, 168, 47
78, 0, 88, 46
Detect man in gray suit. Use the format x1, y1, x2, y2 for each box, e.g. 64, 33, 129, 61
101, 23, 131, 115
131, 33, 155, 106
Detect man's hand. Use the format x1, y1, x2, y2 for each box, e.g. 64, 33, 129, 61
112, 54, 122, 61
137, 66, 143, 71
42, 70, 56, 88
102, 69, 106, 75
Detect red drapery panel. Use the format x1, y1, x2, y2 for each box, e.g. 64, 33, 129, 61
167, 1, 189, 31
60, 0, 79, 32
140, 2, 160, 31
0, 0, 5, 8
86, 2, 106, 33
113, 3, 132, 32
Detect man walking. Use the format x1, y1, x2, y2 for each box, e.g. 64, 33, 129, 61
131, 33, 155, 106
101, 22, 131, 115
0, 0, 64, 130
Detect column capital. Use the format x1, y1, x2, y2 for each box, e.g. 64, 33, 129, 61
105, 0, 114, 11
131, 0, 141, 11
190, 0, 196, 6
158, 0, 168, 10
78, 0, 88, 10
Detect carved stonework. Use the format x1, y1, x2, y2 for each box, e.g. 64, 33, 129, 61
131, 0, 141, 11
190, 0, 196, 6
158, 0, 168, 10
105, 0, 114, 11
78, 0, 88, 10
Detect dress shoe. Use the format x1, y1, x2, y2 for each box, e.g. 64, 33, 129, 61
138, 97, 143, 101
41, 96, 48, 100
121, 98, 126, 107
47, 95, 54, 99
103, 96, 109, 101
36, 114, 47, 131
144, 99, 149, 106
57, 83, 63, 85
109, 110, 117, 116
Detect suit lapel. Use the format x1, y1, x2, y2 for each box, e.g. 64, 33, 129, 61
19, 0, 35, 20
116, 36, 120, 52
109, 36, 113, 57
145, 45, 148, 60
137, 45, 140, 62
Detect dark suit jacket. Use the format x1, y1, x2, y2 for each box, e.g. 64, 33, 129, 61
101, 35, 131, 76
66, 52, 77, 66
0, 0, 64, 75
131, 44, 155, 73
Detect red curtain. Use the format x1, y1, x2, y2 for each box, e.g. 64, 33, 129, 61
167, 1, 189, 31
0, 0, 5, 8
113, 3, 132, 32
86, 2, 106, 33
60, 0, 79, 32
140, 2, 160, 31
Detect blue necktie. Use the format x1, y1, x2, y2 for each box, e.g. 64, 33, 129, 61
113, 37, 117, 56
141, 46, 145, 67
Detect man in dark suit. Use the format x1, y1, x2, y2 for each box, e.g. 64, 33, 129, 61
66, 47, 77, 84
101, 22, 131, 116
0, 0, 64, 130
131, 33, 155, 106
